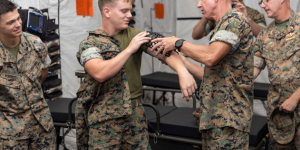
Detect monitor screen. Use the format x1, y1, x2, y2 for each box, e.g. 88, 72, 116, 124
29, 14, 40, 28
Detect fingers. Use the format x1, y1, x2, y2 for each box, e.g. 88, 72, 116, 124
180, 88, 189, 102
152, 38, 163, 43
137, 31, 149, 37
279, 104, 293, 113
156, 45, 165, 56
279, 105, 283, 111
151, 42, 162, 51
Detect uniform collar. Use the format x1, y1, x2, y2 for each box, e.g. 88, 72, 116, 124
88, 29, 120, 46
0, 36, 20, 63
268, 10, 297, 40
210, 8, 236, 40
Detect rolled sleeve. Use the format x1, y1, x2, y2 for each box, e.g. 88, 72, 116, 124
210, 30, 240, 54
44, 55, 52, 68
254, 56, 266, 69
80, 47, 103, 66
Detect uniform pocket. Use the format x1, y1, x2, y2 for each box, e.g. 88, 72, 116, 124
25, 60, 43, 82
0, 75, 24, 110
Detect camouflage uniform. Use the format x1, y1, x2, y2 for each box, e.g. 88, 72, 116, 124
199, 9, 254, 149
0, 32, 56, 149
253, 10, 300, 149
206, 6, 266, 34
76, 29, 150, 150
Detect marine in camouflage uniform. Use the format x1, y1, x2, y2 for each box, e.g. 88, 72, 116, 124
205, 6, 266, 36
198, 8, 254, 149
0, 32, 56, 149
151, 5, 254, 148
76, 28, 151, 150
253, 10, 300, 149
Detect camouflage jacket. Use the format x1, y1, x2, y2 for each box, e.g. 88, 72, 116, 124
0, 32, 53, 139
75, 29, 132, 149
246, 6, 266, 26
207, 6, 266, 34
199, 9, 254, 132
253, 10, 300, 144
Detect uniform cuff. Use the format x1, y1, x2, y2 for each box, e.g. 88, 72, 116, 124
80, 47, 103, 66
44, 54, 52, 68
210, 30, 240, 54
257, 23, 266, 28
254, 56, 266, 69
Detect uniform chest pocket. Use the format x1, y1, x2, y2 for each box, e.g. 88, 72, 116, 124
0, 74, 24, 110
25, 60, 43, 82
0, 74, 20, 88
286, 44, 300, 61
261, 42, 277, 62
286, 43, 300, 70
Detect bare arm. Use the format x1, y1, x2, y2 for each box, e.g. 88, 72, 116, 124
248, 18, 264, 37
280, 86, 300, 113
146, 48, 197, 101
235, 2, 264, 37
192, 18, 209, 40
152, 36, 232, 67
179, 54, 204, 81
254, 66, 262, 79
41, 68, 48, 84
84, 32, 150, 83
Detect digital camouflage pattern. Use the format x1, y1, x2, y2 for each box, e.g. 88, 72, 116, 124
0, 32, 54, 141
206, 6, 266, 34
88, 103, 150, 149
0, 125, 56, 149
253, 10, 300, 147
246, 6, 266, 26
76, 29, 139, 149
202, 127, 249, 150
198, 9, 254, 133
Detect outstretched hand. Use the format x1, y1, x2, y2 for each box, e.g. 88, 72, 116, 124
151, 36, 180, 56
178, 71, 197, 102
127, 32, 151, 54
234, 1, 248, 19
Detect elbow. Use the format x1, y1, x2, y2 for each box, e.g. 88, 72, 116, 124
93, 75, 107, 83
192, 35, 199, 40
204, 57, 219, 67
192, 34, 202, 40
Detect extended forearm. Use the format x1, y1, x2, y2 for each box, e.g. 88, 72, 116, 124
41, 68, 48, 83
85, 49, 132, 83
254, 67, 261, 79
183, 57, 204, 80
192, 18, 208, 40
290, 86, 300, 104
248, 18, 264, 37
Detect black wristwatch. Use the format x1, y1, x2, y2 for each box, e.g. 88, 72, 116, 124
175, 39, 185, 51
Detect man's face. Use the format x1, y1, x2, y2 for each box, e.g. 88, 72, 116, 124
197, 0, 216, 19
108, 0, 132, 31
260, 0, 281, 19
0, 9, 22, 38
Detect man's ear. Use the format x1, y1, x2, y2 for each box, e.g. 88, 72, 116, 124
103, 7, 110, 18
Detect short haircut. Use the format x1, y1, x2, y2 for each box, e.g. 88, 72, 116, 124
98, 0, 135, 12
0, 0, 18, 20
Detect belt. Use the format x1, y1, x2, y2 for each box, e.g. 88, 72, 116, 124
131, 96, 141, 108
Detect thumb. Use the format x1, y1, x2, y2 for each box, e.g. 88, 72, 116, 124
279, 105, 283, 111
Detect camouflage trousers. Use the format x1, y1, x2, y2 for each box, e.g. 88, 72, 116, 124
88, 103, 151, 150
269, 125, 300, 150
0, 125, 56, 150
201, 127, 249, 150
